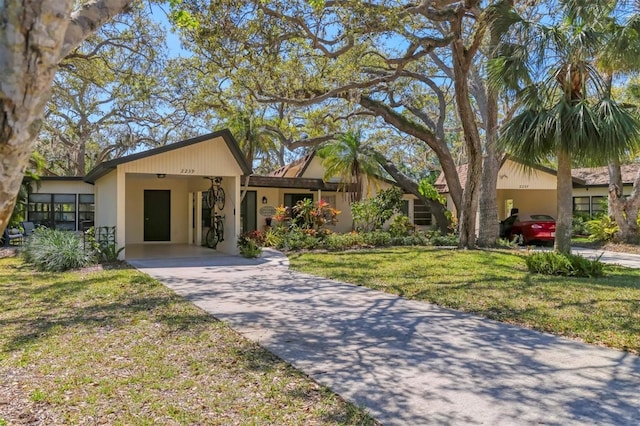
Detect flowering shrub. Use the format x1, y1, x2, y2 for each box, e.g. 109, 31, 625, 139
237, 230, 265, 258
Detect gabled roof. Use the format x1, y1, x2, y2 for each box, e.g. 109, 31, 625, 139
434, 157, 590, 193
84, 129, 251, 184
268, 151, 316, 178
572, 164, 640, 186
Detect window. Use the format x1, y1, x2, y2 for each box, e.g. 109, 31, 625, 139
78, 194, 95, 230
573, 196, 607, 217
413, 199, 432, 226
27, 193, 90, 231
28, 193, 52, 227
572, 197, 590, 214
591, 196, 606, 215
53, 194, 76, 231
400, 200, 409, 216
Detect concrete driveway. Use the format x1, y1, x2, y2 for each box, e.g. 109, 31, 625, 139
130, 249, 640, 425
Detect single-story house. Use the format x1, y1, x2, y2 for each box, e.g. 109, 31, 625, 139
26, 130, 434, 259
435, 157, 639, 220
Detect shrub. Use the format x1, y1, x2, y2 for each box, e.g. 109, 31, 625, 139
585, 216, 619, 242
429, 233, 459, 246
320, 232, 364, 251
85, 226, 124, 263
361, 231, 392, 247
237, 231, 265, 258
22, 228, 96, 272
525, 251, 604, 277
351, 188, 404, 232
280, 226, 320, 251
239, 239, 262, 258
264, 226, 286, 248
388, 214, 414, 237
572, 213, 590, 236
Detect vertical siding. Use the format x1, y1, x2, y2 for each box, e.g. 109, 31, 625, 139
497, 160, 557, 190
95, 171, 118, 228
300, 157, 326, 179
120, 137, 242, 177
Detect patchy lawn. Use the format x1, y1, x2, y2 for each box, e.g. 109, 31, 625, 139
0, 258, 376, 425
289, 247, 640, 354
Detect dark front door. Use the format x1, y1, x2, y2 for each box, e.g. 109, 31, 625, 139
144, 190, 171, 241
241, 191, 257, 232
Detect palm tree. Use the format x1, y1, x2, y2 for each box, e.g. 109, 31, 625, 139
489, 0, 640, 254
223, 108, 280, 173
317, 131, 383, 202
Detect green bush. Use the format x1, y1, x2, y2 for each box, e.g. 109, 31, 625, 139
351, 188, 404, 232
319, 232, 364, 251
264, 226, 286, 248
239, 239, 262, 258
362, 231, 392, 247
388, 214, 413, 237
525, 251, 604, 277
22, 228, 96, 272
585, 216, 619, 242
429, 232, 459, 246
237, 230, 265, 258
572, 213, 590, 236
281, 227, 320, 251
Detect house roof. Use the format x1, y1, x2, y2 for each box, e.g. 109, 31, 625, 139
572, 164, 640, 186
84, 129, 251, 184
434, 157, 594, 193
246, 175, 350, 191
268, 151, 316, 178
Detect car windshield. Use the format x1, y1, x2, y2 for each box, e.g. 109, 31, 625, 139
528, 215, 554, 221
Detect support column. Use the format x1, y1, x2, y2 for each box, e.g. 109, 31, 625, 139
116, 168, 126, 259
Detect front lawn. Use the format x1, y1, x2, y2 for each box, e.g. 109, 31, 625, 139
0, 258, 376, 425
289, 247, 640, 354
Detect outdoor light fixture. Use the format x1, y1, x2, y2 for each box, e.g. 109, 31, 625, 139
157, 173, 166, 179
262, 196, 268, 204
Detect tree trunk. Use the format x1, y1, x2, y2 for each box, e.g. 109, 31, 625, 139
0, 0, 134, 233
477, 81, 501, 247
608, 160, 640, 244
555, 147, 573, 254
476, 22, 502, 247
451, 19, 484, 249
376, 156, 450, 234
477, 153, 500, 246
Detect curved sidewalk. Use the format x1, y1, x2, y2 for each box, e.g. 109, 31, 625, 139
130, 249, 640, 425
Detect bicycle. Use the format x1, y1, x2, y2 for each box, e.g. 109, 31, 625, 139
205, 176, 225, 211
205, 213, 225, 248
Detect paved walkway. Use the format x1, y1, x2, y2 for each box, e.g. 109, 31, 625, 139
130, 249, 640, 425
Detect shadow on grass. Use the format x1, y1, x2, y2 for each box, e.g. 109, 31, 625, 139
0, 268, 217, 354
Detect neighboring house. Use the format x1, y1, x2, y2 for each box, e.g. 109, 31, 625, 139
26, 130, 434, 258
435, 157, 637, 221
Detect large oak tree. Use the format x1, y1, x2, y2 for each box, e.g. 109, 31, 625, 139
174, 0, 508, 247
0, 0, 135, 232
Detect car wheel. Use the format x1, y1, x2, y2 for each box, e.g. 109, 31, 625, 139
514, 233, 525, 246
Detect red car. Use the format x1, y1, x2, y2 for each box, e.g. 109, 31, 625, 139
500, 213, 556, 245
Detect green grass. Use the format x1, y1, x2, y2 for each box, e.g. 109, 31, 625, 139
0, 258, 377, 425
289, 247, 640, 354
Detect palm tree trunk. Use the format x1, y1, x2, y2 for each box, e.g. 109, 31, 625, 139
555, 147, 573, 254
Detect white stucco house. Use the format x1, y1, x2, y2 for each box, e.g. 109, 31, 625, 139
435, 157, 638, 221
26, 130, 433, 259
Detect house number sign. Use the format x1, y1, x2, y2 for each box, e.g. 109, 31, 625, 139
180, 169, 196, 174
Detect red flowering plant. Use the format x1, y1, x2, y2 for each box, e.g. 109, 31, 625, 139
237, 230, 265, 247
292, 199, 341, 230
